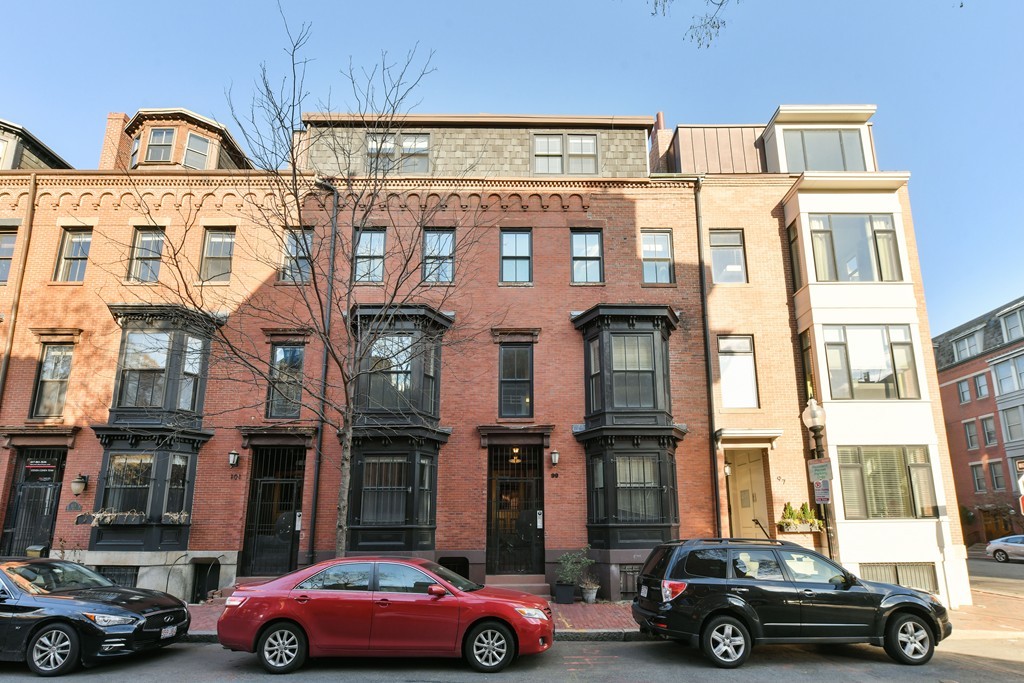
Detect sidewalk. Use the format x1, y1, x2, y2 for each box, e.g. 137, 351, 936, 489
184, 588, 1024, 643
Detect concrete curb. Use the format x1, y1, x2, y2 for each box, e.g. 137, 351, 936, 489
185, 629, 659, 644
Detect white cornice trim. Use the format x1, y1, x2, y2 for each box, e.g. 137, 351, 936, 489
782, 172, 911, 204
766, 105, 877, 128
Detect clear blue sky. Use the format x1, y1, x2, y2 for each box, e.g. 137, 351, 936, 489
5, 0, 1020, 335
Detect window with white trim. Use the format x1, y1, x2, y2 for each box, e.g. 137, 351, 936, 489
423, 229, 454, 283
824, 324, 919, 400
0, 230, 16, 283
975, 373, 990, 398
957, 380, 970, 403
994, 356, 1024, 395
145, 128, 174, 162
355, 230, 385, 282
32, 344, 74, 418
55, 229, 91, 282
129, 228, 164, 283
783, 129, 866, 172
281, 228, 313, 283
641, 232, 673, 284
710, 229, 747, 284
838, 446, 937, 519
970, 464, 985, 493
964, 421, 978, 450
718, 335, 758, 408
183, 133, 210, 170
1001, 405, 1024, 442
992, 461, 1006, 491
982, 416, 998, 446
953, 331, 982, 362
1002, 308, 1024, 343
809, 214, 901, 283
533, 133, 597, 174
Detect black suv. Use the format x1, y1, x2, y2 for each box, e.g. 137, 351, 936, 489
631, 538, 952, 668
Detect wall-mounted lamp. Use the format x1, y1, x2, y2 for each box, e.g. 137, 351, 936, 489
550, 450, 560, 467
69, 474, 89, 496
723, 463, 732, 477
509, 446, 522, 465
228, 450, 240, 468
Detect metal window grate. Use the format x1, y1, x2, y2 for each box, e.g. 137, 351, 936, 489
97, 565, 139, 588
619, 564, 642, 599
858, 562, 938, 593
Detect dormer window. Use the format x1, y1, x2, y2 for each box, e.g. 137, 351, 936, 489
183, 133, 211, 170
145, 128, 175, 162
1001, 308, 1024, 343
784, 129, 865, 172
953, 330, 982, 362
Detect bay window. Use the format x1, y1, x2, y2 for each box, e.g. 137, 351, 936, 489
838, 446, 937, 520
809, 214, 901, 283
824, 324, 919, 400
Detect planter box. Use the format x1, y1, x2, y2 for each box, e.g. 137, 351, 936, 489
552, 582, 576, 604
778, 523, 821, 533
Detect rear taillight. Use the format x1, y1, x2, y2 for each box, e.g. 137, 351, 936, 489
661, 580, 688, 601
224, 596, 247, 607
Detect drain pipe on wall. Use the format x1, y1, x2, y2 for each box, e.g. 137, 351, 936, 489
0, 173, 38, 410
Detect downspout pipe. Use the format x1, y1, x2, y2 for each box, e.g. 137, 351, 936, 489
0, 173, 38, 409
693, 175, 722, 536
308, 177, 340, 564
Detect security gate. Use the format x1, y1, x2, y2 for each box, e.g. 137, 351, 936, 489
240, 447, 305, 576
486, 445, 543, 574
1, 448, 67, 556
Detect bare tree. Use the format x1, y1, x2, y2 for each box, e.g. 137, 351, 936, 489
650, 0, 734, 48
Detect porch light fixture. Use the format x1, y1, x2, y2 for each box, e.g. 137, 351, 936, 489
509, 446, 522, 465
228, 450, 240, 468
550, 450, 560, 466
723, 463, 732, 477
69, 474, 88, 496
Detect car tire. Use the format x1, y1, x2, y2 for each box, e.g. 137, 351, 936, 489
26, 622, 80, 677
701, 615, 751, 669
464, 620, 515, 673
884, 612, 934, 665
993, 549, 1009, 563
257, 622, 307, 674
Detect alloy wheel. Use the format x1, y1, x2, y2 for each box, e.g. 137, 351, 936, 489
709, 623, 746, 662
263, 628, 299, 668
472, 627, 508, 668
897, 620, 930, 660
32, 628, 72, 672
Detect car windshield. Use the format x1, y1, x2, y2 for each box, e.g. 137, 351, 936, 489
2, 560, 115, 595
420, 561, 482, 592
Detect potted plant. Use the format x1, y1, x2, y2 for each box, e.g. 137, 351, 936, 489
777, 502, 822, 532
161, 510, 191, 525
580, 570, 600, 604
553, 545, 595, 604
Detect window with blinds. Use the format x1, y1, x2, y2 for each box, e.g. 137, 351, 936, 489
838, 446, 937, 520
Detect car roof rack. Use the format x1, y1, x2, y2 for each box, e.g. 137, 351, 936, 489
665, 538, 801, 548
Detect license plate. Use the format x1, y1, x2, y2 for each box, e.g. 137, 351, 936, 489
640, 585, 648, 598
160, 625, 177, 639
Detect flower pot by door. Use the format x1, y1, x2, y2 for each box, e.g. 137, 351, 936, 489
553, 582, 575, 604
581, 586, 598, 604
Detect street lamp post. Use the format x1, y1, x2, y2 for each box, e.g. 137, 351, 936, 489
801, 398, 839, 561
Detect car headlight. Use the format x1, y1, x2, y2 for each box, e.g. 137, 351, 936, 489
84, 613, 138, 627
515, 607, 548, 620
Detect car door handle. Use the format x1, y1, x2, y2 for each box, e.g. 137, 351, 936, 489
293, 595, 310, 604
730, 587, 749, 593
801, 589, 815, 596
375, 599, 390, 607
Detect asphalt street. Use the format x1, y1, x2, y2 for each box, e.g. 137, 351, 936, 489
967, 556, 1024, 597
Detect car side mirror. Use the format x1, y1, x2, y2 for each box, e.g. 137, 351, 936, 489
427, 584, 447, 598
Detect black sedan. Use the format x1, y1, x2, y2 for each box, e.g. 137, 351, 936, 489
0, 557, 190, 676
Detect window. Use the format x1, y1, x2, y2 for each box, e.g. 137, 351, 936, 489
377, 563, 436, 594
709, 230, 747, 283
733, 550, 785, 582
533, 133, 597, 174
824, 324, 919, 400
296, 562, 372, 591
166, 454, 188, 513
788, 223, 803, 291
957, 380, 971, 403
588, 338, 602, 411
360, 456, 406, 525
982, 416, 998, 446
183, 133, 210, 170
975, 373, 990, 398
499, 344, 532, 417
422, 343, 437, 414
992, 461, 1006, 491
971, 463, 985, 493
423, 229, 454, 283
964, 421, 979, 450
1001, 406, 1024, 442
590, 456, 606, 522
994, 356, 1024, 395
800, 330, 815, 400
366, 133, 396, 174
400, 134, 429, 174
616, 454, 662, 523
783, 128, 866, 172
809, 214, 901, 282
129, 228, 164, 283
355, 229, 385, 282
367, 335, 413, 411
0, 230, 16, 283
417, 455, 435, 524
718, 336, 758, 408
32, 344, 73, 417
129, 136, 140, 168
1002, 309, 1024, 343
838, 446, 937, 519
102, 454, 153, 512
571, 230, 603, 283
267, 344, 304, 418
55, 229, 91, 282
641, 232, 673, 284
954, 331, 982, 362
500, 230, 531, 283
281, 228, 313, 283
145, 128, 174, 162
612, 335, 655, 408
366, 133, 429, 174
119, 331, 169, 408
200, 229, 235, 282
683, 549, 727, 579
778, 550, 846, 584
177, 337, 203, 411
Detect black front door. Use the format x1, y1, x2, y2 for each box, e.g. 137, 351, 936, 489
240, 447, 305, 576
486, 445, 543, 574
1, 449, 67, 556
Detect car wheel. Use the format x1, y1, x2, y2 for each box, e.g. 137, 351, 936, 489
257, 622, 307, 674
701, 615, 750, 669
993, 549, 1009, 563
26, 623, 80, 677
884, 613, 934, 665
464, 620, 515, 673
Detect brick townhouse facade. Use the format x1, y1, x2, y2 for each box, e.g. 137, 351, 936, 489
0, 105, 971, 606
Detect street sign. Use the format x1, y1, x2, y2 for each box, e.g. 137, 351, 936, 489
808, 458, 832, 482
814, 479, 831, 504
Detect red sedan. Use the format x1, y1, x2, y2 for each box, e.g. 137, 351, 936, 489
217, 557, 554, 674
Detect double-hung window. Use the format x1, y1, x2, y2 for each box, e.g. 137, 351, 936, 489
281, 228, 313, 283
718, 336, 758, 408
145, 128, 174, 163
838, 446, 937, 519
360, 455, 406, 525
953, 331, 982, 362
102, 454, 153, 513
994, 356, 1024, 395
641, 231, 673, 284
964, 421, 979, 450
129, 136, 141, 168
824, 324, 919, 400
809, 214, 901, 282
177, 337, 203, 411
499, 344, 532, 417
991, 461, 1006, 490
366, 133, 429, 174
710, 230, 747, 283
423, 229, 454, 283
616, 454, 663, 523
975, 374, 990, 398
783, 129, 866, 172
400, 134, 429, 173
533, 133, 597, 174
612, 335, 655, 408
571, 230, 603, 283
367, 335, 413, 411
0, 230, 16, 283
1002, 309, 1024, 343
200, 229, 235, 282
957, 380, 971, 403
1001, 405, 1024, 442
982, 415, 998, 446
129, 228, 164, 283
32, 344, 74, 418
183, 133, 210, 170
119, 332, 170, 408
55, 229, 91, 282
267, 344, 304, 418
355, 229, 385, 282
970, 464, 985, 493
500, 230, 531, 283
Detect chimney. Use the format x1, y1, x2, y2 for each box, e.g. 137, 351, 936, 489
98, 113, 132, 170
649, 111, 675, 173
